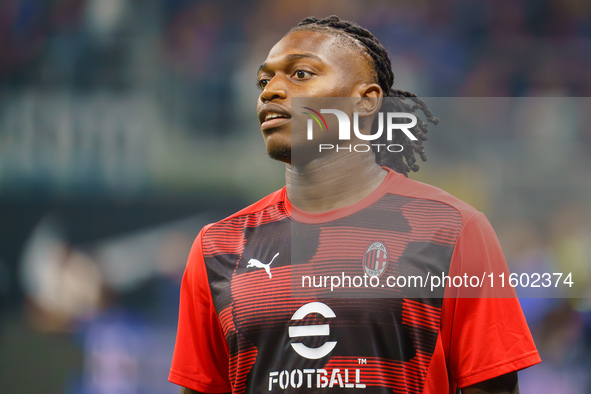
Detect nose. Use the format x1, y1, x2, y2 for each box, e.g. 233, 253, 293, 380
260, 75, 288, 102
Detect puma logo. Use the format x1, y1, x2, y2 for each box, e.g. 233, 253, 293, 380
246, 252, 279, 279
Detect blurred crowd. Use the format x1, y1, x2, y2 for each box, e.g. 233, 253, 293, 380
0, 0, 590, 393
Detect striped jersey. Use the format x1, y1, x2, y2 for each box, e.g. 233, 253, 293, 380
169, 168, 540, 393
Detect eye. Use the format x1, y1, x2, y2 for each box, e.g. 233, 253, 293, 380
257, 78, 269, 90
294, 70, 312, 79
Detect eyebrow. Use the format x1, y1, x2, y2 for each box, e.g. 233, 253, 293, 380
257, 53, 323, 75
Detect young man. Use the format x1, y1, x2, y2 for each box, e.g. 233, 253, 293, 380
169, 16, 540, 394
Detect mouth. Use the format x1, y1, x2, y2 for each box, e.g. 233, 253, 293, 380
259, 106, 291, 131
261, 113, 291, 130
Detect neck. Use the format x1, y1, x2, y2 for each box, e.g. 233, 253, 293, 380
285, 151, 388, 213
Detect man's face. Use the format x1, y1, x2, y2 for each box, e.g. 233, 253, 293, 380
256, 30, 373, 163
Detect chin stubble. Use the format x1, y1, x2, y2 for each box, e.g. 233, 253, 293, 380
268, 146, 292, 163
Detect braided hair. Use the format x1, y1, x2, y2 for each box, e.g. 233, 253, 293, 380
290, 16, 438, 176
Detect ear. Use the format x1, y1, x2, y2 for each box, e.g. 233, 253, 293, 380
353, 83, 383, 118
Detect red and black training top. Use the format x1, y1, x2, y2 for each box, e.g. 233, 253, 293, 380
169, 168, 541, 394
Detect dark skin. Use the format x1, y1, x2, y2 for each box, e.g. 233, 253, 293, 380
180, 30, 520, 394
256, 30, 387, 213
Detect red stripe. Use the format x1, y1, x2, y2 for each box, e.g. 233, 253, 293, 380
202, 203, 288, 256
323, 353, 433, 393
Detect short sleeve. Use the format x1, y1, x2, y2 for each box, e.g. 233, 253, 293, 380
442, 212, 541, 389
169, 227, 232, 393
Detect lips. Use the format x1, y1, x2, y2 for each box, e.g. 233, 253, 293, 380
261, 115, 290, 130
259, 104, 291, 131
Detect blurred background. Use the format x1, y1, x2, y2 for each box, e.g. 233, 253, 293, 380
0, 0, 590, 392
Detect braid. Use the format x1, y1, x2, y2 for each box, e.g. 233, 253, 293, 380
292, 16, 439, 176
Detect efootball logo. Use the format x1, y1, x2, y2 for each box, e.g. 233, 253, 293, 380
363, 242, 388, 277
288, 301, 336, 359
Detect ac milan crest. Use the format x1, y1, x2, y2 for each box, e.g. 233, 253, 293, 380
363, 242, 388, 277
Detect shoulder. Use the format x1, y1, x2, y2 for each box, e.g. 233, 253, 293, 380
200, 187, 288, 239
387, 171, 481, 224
